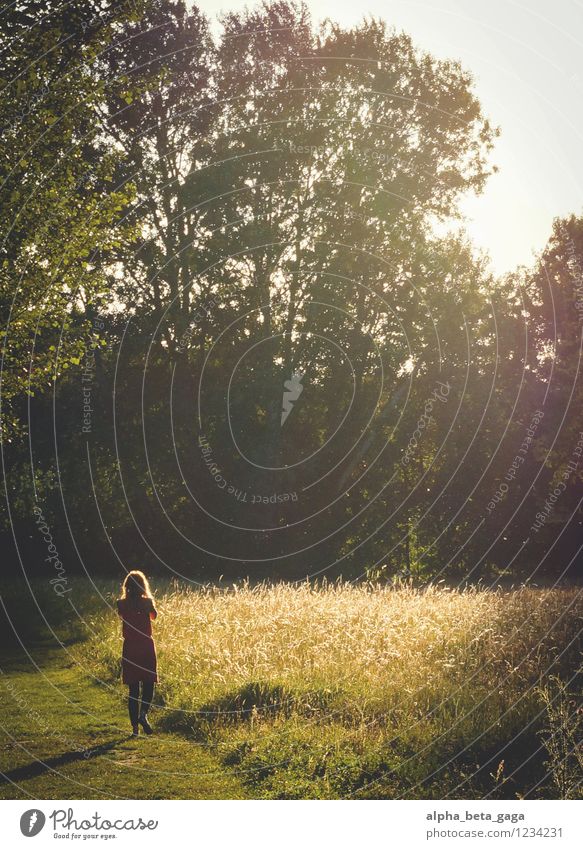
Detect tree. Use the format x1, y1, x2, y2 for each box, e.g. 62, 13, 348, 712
0, 0, 137, 440
74, 0, 502, 576
8, 0, 578, 584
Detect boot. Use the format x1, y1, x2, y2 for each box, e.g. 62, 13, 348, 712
139, 712, 153, 735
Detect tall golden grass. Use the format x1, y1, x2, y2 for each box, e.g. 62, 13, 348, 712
82, 581, 582, 798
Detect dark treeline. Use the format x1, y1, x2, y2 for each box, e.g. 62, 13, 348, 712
2, 0, 583, 583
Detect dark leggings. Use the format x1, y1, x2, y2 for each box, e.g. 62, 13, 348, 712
128, 681, 154, 726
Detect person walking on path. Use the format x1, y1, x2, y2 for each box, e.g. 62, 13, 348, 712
117, 570, 158, 736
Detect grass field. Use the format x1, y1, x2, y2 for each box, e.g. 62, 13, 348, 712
1, 579, 582, 799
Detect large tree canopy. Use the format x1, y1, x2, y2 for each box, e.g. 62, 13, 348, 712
2, 0, 582, 583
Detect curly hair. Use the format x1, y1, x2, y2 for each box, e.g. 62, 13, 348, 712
120, 570, 153, 603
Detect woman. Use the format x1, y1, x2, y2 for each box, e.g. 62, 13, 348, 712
117, 571, 158, 736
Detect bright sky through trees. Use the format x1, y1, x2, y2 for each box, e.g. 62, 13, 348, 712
199, 0, 583, 274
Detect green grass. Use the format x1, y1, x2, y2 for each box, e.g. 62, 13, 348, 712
0, 643, 248, 800
1, 578, 581, 800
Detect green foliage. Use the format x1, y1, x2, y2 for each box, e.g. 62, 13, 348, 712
0, 1, 138, 439
1, 0, 582, 581
539, 675, 583, 800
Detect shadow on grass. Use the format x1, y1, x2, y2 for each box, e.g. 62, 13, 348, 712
0, 738, 127, 786
157, 680, 337, 739
0, 637, 88, 675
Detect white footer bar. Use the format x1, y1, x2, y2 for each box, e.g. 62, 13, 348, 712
1, 799, 581, 848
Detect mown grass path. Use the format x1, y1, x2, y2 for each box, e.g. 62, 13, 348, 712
0, 644, 248, 800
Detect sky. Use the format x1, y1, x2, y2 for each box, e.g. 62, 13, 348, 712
197, 0, 583, 275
